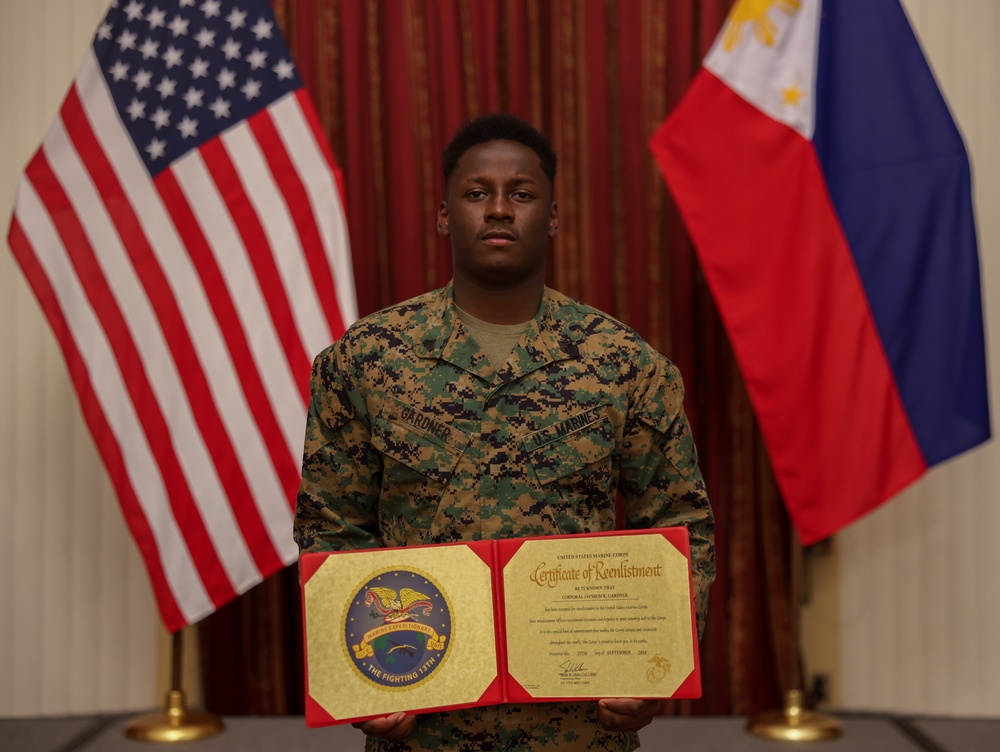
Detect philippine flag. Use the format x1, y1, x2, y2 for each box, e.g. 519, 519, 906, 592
650, 0, 990, 544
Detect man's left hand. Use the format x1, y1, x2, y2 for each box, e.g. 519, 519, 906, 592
596, 698, 661, 732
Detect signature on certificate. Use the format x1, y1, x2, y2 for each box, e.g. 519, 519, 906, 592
559, 660, 587, 676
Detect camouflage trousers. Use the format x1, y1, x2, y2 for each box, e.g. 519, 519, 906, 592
366, 702, 639, 751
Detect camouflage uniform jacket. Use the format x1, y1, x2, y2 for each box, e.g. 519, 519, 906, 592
295, 283, 715, 752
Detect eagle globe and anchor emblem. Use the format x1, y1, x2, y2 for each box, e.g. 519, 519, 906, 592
344, 569, 452, 689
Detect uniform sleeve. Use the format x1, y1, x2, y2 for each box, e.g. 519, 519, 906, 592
618, 352, 716, 639
293, 341, 384, 553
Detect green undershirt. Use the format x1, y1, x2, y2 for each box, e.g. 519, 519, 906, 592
455, 306, 531, 377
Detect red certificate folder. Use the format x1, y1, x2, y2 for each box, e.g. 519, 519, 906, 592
301, 528, 701, 727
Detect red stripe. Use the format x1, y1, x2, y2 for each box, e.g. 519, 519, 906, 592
156, 169, 301, 507
199, 136, 312, 403
8, 213, 188, 632
248, 106, 347, 338
652, 71, 926, 543
295, 91, 352, 266
25, 144, 237, 606
295, 89, 354, 282
60, 89, 284, 576
296, 90, 336, 173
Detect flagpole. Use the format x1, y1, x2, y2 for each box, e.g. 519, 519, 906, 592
746, 532, 841, 742
125, 628, 224, 743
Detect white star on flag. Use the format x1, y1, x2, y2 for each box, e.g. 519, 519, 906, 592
126, 97, 147, 121
117, 29, 138, 51
147, 7, 167, 29
194, 27, 215, 48
183, 87, 205, 109
168, 15, 189, 37
216, 67, 236, 90
139, 37, 160, 60
227, 9, 248, 30
222, 37, 242, 61
132, 68, 152, 91
150, 105, 171, 129
189, 56, 209, 78
155, 76, 177, 99
209, 96, 231, 119
124, 0, 145, 22
201, 0, 222, 18
144, 136, 167, 159
240, 78, 262, 100
109, 60, 130, 81
273, 59, 295, 81
246, 48, 268, 70
177, 116, 199, 139
162, 45, 183, 68
251, 18, 273, 40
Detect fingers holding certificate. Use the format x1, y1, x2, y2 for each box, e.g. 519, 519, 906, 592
597, 698, 662, 732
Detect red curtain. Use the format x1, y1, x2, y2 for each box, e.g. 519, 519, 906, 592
199, 0, 795, 717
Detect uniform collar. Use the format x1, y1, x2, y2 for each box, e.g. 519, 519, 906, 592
413, 283, 582, 383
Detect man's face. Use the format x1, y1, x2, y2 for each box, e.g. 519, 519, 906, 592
438, 139, 558, 289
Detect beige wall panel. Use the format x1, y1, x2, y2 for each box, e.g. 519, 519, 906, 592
0, 0, 158, 716
840, 0, 1000, 716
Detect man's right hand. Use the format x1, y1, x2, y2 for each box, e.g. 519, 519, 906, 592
353, 712, 417, 742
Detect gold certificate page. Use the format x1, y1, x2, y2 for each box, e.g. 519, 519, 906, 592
502, 534, 694, 698
305, 545, 497, 721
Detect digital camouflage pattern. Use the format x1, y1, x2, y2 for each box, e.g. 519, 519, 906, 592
295, 283, 715, 752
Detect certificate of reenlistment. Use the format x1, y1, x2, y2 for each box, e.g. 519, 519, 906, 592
300, 528, 700, 727
499, 532, 696, 700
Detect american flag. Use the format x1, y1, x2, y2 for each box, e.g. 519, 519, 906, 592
7, 0, 357, 632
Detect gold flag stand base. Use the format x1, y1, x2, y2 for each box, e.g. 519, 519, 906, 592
126, 690, 224, 743
125, 628, 224, 743
747, 536, 842, 743
747, 690, 842, 742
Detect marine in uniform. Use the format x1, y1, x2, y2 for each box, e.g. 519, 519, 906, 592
295, 114, 715, 751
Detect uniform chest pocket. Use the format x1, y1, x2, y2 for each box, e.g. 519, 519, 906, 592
523, 408, 615, 485
371, 406, 469, 486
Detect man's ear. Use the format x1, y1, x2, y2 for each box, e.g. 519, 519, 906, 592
548, 201, 559, 237
437, 200, 449, 236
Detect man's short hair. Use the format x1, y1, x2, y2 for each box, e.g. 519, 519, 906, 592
442, 113, 557, 187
